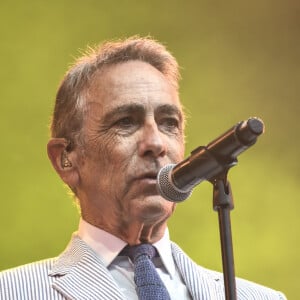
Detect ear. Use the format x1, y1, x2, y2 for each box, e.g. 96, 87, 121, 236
47, 138, 79, 189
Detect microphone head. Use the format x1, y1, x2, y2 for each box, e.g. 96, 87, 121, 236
156, 164, 192, 202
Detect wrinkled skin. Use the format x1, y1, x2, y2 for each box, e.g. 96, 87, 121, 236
48, 61, 185, 245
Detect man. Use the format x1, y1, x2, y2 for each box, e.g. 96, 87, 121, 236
0, 37, 286, 299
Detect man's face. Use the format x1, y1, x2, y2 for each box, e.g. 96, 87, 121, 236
75, 60, 185, 236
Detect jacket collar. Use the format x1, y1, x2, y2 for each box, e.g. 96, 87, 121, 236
171, 242, 224, 300
49, 234, 125, 300
48, 234, 224, 300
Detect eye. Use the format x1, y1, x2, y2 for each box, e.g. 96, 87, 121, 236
112, 116, 140, 135
115, 117, 135, 128
165, 118, 179, 128
159, 117, 180, 133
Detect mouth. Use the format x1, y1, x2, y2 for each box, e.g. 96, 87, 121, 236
136, 171, 158, 183
129, 169, 163, 197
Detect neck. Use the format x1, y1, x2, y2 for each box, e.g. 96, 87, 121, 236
82, 214, 168, 245
119, 219, 168, 245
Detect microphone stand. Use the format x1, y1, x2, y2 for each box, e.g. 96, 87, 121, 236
211, 172, 236, 300
157, 117, 265, 299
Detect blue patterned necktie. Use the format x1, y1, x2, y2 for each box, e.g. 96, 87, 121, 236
122, 244, 171, 300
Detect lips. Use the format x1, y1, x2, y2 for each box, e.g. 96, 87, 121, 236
128, 170, 162, 196
135, 175, 159, 197
137, 171, 158, 180
131, 171, 159, 188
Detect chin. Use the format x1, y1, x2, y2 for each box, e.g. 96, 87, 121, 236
135, 195, 175, 222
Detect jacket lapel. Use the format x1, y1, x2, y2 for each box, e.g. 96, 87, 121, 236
171, 242, 225, 300
49, 235, 125, 300
49, 235, 225, 299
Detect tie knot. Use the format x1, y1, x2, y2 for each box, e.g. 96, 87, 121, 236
121, 244, 157, 262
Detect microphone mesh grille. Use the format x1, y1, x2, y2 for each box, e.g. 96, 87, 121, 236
157, 164, 192, 202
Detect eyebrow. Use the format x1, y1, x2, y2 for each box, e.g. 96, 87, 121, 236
155, 104, 183, 121
102, 103, 183, 123
102, 104, 145, 123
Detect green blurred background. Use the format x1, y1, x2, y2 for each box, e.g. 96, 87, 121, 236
0, 0, 298, 298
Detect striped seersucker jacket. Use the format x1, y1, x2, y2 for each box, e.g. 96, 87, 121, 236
0, 235, 286, 300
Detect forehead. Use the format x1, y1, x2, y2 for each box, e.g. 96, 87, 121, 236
86, 61, 181, 113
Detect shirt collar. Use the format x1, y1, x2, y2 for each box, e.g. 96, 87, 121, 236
77, 218, 127, 267
153, 227, 176, 278
77, 218, 175, 278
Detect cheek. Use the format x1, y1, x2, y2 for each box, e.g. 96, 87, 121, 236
169, 138, 185, 162
92, 135, 136, 175
85, 129, 117, 160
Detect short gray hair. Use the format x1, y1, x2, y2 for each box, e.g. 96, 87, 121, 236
50, 36, 181, 149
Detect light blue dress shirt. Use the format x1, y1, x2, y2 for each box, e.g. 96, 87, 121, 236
78, 218, 192, 299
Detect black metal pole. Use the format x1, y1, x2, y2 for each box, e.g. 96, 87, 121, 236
213, 178, 237, 300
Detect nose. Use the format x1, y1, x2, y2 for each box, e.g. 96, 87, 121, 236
138, 121, 167, 158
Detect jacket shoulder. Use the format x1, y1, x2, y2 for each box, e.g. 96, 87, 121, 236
235, 276, 287, 300
0, 258, 63, 300
171, 241, 286, 300
0, 257, 56, 279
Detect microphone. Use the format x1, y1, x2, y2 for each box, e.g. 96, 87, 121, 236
157, 117, 264, 202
